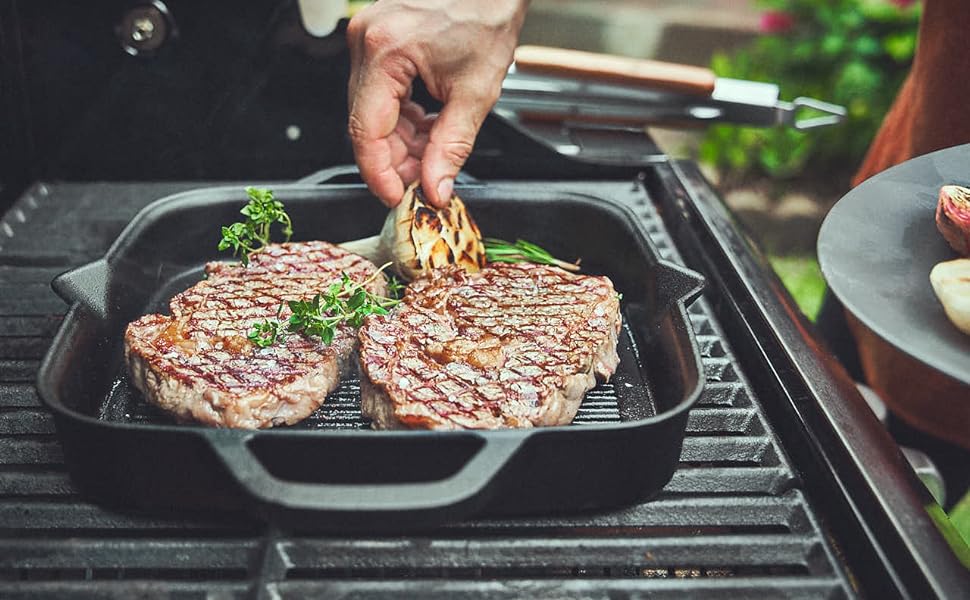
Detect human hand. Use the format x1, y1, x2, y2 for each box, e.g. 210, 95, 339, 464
346, 0, 529, 207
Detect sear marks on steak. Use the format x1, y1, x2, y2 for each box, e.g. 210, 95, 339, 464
125, 242, 385, 429
358, 263, 621, 430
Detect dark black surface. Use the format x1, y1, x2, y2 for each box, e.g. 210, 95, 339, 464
817, 143, 970, 385
0, 1, 354, 186
813, 290, 864, 381
0, 179, 858, 598
0, 0, 645, 214
38, 183, 706, 531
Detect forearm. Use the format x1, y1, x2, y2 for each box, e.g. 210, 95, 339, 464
905, 0, 970, 154
853, 0, 970, 184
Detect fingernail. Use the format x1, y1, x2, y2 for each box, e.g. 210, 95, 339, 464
436, 178, 454, 205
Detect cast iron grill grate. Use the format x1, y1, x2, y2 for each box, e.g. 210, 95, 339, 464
0, 181, 854, 598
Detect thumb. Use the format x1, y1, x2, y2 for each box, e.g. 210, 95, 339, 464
421, 92, 492, 207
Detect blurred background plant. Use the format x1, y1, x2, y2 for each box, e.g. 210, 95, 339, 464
699, 0, 921, 185
521, 1, 920, 315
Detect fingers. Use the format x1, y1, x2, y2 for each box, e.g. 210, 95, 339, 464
401, 100, 434, 133
349, 107, 406, 207
391, 102, 428, 188
421, 91, 494, 207
347, 0, 526, 208
348, 73, 427, 206
348, 83, 413, 205
395, 156, 422, 186
395, 101, 431, 157
346, 24, 416, 207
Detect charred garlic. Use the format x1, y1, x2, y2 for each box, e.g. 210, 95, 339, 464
341, 182, 486, 281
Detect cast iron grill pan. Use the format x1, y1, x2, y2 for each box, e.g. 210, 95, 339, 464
2, 180, 856, 597
37, 184, 705, 531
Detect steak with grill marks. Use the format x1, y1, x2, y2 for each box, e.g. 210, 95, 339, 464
125, 242, 385, 429
358, 263, 622, 429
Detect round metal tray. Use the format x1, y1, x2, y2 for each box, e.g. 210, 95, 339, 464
818, 143, 970, 385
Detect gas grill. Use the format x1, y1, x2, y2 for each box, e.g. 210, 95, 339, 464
1, 2, 968, 598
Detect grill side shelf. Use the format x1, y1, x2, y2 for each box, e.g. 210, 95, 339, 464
647, 162, 970, 599
0, 181, 856, 598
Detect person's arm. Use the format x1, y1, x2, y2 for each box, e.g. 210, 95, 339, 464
346, 0, 529, 207
853, 0, 970, 186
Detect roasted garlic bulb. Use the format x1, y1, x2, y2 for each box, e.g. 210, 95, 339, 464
342, 182, 486, 281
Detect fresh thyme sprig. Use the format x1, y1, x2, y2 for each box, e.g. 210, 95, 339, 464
483, 238, 580, 272
385, 275, 406, 299
218, 187, 293, 265
248, 304, 286, 348
248, 263, 402, 348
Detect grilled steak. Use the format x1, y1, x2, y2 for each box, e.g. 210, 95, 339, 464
358, 263, 621, 429
125, 242, 385, 429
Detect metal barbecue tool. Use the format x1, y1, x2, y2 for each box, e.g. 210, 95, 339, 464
496, 46, 846, 130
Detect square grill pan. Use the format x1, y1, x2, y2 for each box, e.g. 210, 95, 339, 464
36, 184, 705, 532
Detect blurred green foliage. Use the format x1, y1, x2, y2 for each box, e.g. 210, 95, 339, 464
950, 491, 970, 553
700, 0, 920, 180
768, 254, 826, 321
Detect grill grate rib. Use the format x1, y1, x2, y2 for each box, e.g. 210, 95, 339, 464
0, 181, 854, 598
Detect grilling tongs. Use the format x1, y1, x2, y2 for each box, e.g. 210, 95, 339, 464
496, 46, 846, 130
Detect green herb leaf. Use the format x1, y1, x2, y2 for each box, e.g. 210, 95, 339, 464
483, 238, 581, 272
386, 276, 405, 299
347, 290, 368, 311
248, 319, 285, 348
219, 187, 293, 265
249, 262, 401, 348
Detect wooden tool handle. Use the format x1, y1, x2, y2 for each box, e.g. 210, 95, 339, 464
513, 45, 716, 97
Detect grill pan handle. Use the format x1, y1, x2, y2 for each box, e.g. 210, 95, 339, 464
296, 165, 364, 185
51, 259, 111, 319
208, 432, 524, 527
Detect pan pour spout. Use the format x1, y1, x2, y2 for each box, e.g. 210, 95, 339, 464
340, 182, 487, 281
